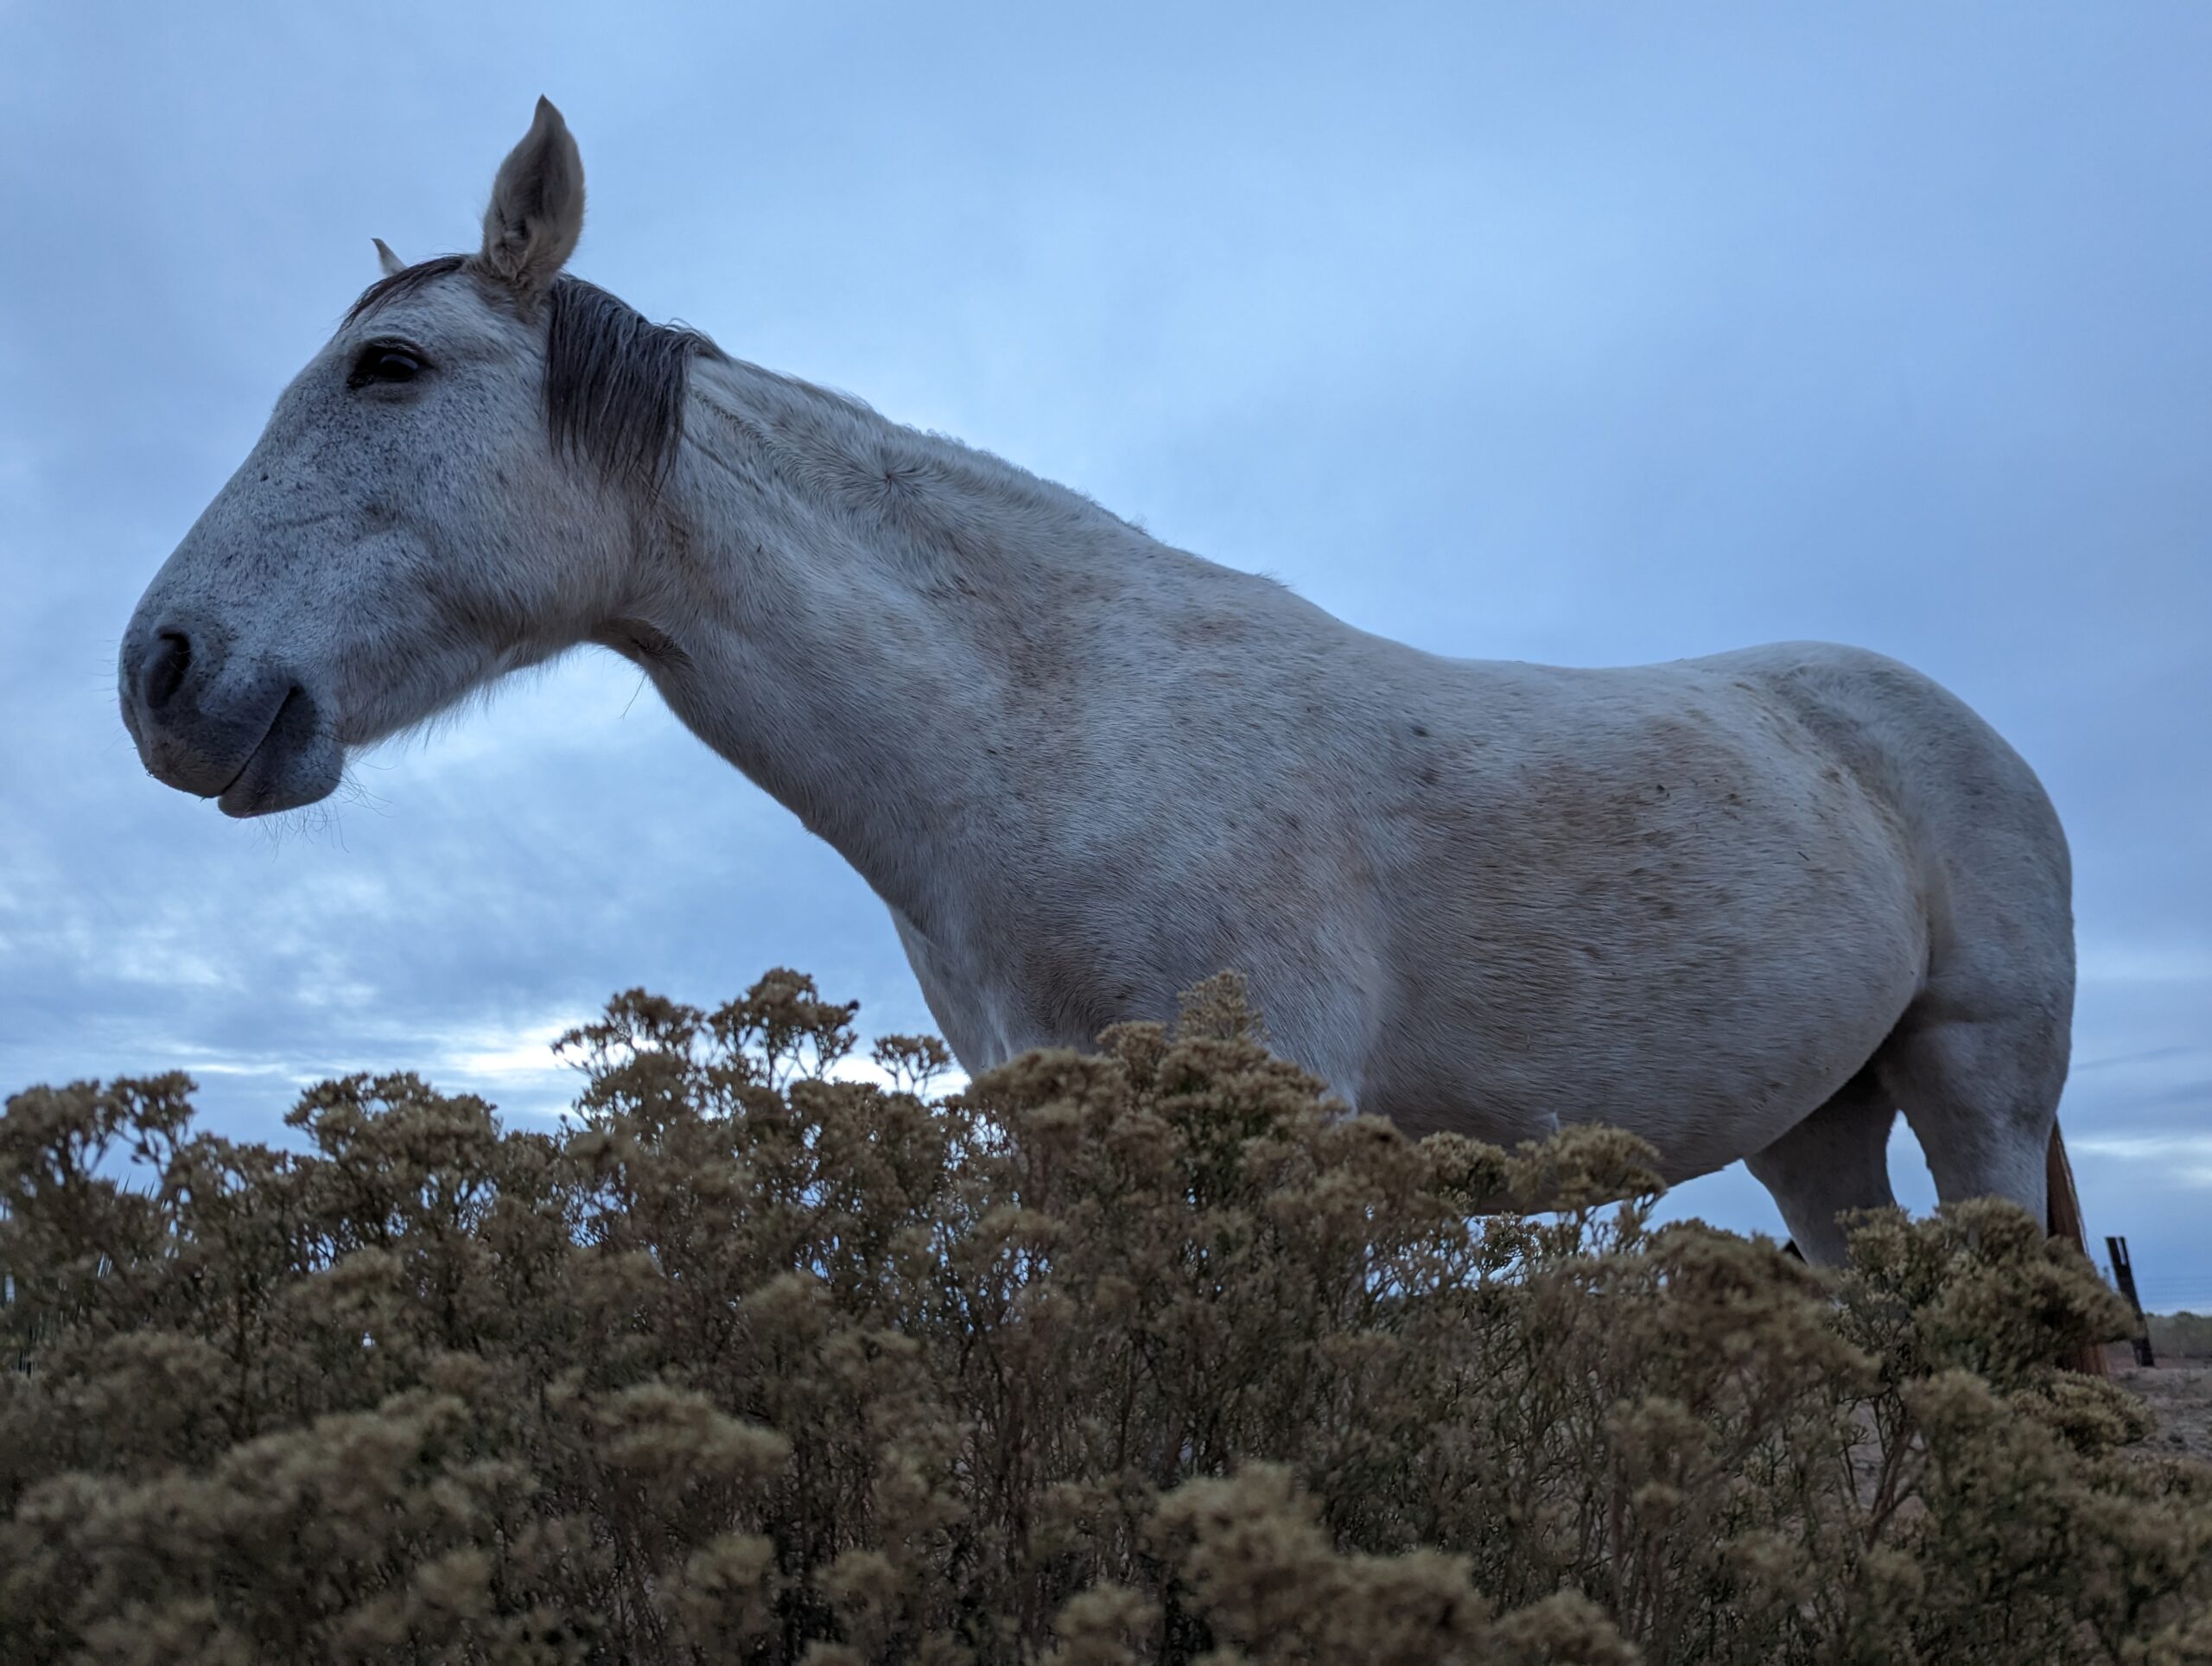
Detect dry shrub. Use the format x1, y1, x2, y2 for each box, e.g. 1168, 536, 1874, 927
2148, 1314, 2212, 1361
2, 971, 2205, 1664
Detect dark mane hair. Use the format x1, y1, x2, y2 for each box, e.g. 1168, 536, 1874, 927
345, 257, 721, 490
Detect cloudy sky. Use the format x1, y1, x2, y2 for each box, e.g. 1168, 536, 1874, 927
4, 3, 2207, 1303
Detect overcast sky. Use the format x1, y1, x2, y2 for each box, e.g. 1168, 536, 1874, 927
3, 3, 2207, 1304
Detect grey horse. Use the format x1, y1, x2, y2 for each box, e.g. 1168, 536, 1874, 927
120, 100, 2089, 1272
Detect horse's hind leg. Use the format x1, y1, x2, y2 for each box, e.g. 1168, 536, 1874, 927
1745, 1068, 1899, 1266
1876, 989, 2068, 1226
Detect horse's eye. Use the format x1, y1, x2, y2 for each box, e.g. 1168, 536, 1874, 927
349, 342, 426, 389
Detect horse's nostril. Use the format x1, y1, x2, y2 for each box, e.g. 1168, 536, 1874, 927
143, 631, 193, 711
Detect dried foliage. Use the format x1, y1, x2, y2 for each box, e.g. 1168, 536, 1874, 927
3, 971, 2206, 1665
2149, 1314, 2212, 1361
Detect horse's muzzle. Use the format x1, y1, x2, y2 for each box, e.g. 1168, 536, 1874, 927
119, 619, 344, 816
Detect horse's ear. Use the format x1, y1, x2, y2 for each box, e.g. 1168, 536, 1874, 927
478, 96, 584, 303
372, 238, 406, 278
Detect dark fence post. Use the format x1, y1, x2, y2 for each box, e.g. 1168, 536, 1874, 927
2106, 1235, 2156, 1368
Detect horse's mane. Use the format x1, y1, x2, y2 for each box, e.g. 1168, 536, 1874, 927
346, 256, 721, 492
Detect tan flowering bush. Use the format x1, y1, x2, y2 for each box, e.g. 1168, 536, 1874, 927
3, 971, 2205, 1664
2149, 1314, 2212, 1360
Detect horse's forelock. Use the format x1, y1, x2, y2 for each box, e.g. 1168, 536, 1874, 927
342, 256, 718, 493
343, 253, 471, 327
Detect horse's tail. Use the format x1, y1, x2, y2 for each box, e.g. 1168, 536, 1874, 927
2047, 1122, 2110, 1377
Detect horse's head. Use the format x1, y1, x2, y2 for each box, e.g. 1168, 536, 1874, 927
119, 99, 679, 817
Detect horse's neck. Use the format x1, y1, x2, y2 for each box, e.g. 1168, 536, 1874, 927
630, 355, 1166, 925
